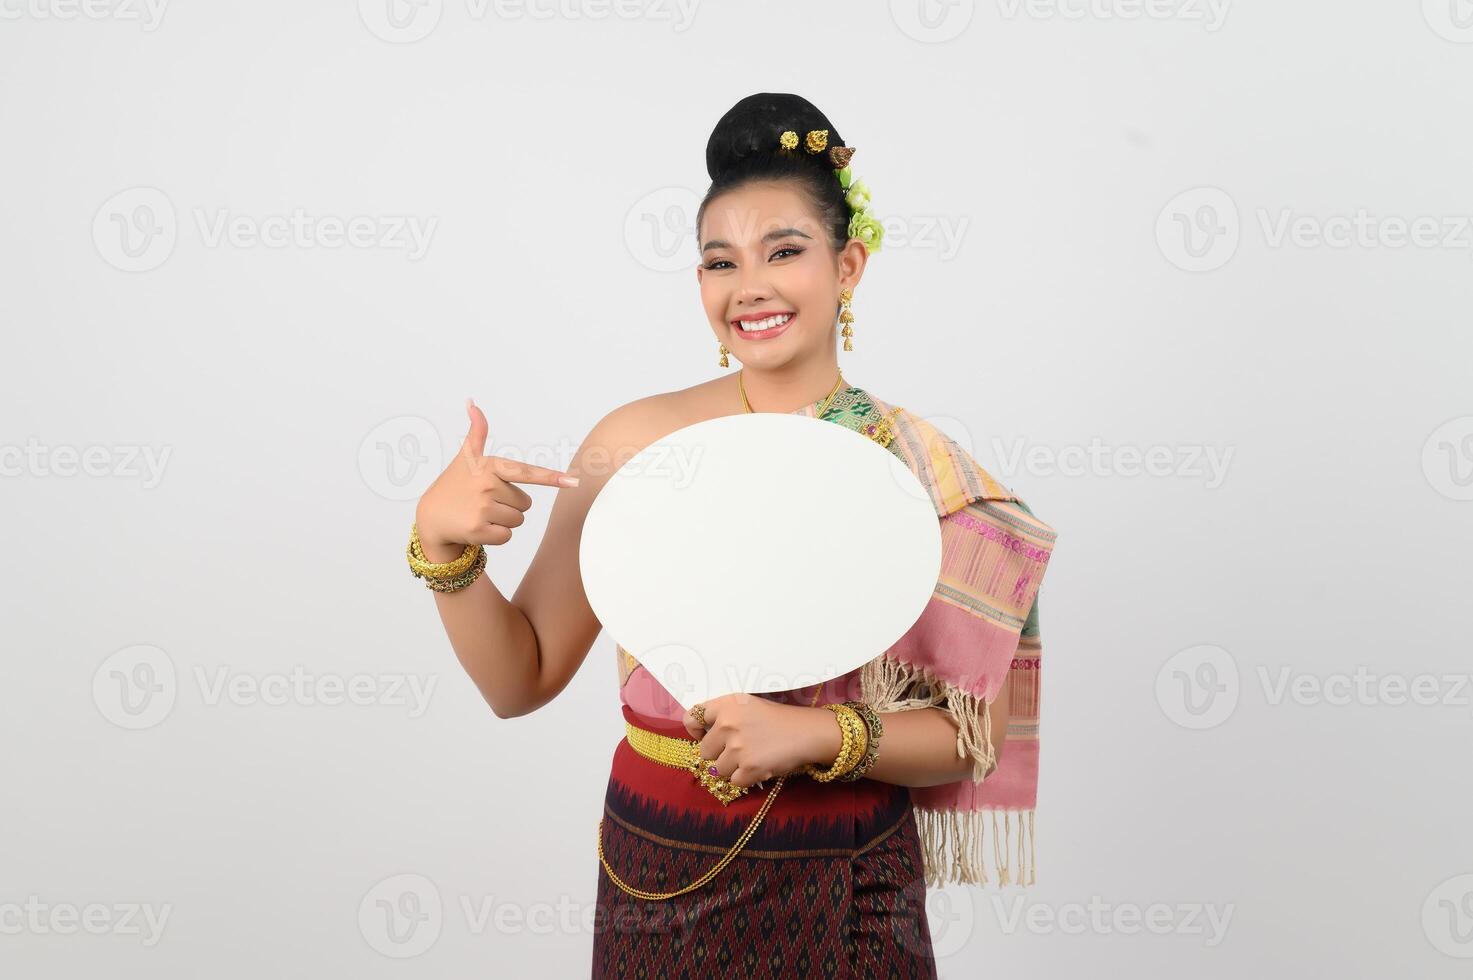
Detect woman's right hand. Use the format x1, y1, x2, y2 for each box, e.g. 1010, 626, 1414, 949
413, 398, 581, 562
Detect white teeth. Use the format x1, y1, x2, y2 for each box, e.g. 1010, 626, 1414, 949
738, 312, 793, 332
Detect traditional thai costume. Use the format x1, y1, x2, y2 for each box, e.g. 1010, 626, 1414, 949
591, 384, 1057, 978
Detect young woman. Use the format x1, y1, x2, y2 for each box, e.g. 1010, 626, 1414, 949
408, 93, 1056, 978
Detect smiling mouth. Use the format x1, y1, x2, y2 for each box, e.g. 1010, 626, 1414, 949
731, 311, 795, 338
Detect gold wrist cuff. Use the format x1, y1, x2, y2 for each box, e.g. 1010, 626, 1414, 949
836, 700, 884, 782
423, 545, 486, 592
804, 703, 868, 782
407, 522, 479, 578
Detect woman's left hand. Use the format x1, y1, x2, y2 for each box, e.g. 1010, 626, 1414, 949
683, 693, 826, 789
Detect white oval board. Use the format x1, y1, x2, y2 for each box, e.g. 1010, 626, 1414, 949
579, 412, 942, 712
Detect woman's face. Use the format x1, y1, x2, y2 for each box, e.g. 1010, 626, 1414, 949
696, 181, 866, 371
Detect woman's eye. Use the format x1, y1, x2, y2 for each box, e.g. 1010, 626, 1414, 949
703, 247, 799, 270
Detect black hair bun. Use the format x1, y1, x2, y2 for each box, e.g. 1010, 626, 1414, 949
704, 92, 848, 182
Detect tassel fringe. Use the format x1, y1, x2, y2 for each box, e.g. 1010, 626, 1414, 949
860, 654, 1035, 888
859, 654, 996, 783
912, 805, 1035, 887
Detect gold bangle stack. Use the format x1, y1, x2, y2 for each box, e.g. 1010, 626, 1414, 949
836, 700, 884, 782
406, 522, 486, 593
804, 703, 868, 782
803, 700, 886, 783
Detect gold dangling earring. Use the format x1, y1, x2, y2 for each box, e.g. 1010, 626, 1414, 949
838, 288, 855, 351
718, 343, 730, 368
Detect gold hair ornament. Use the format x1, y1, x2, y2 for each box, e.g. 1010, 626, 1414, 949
775, 128, 882, 255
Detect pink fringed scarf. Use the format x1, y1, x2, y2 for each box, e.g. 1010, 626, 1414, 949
820, 389, 1057, 888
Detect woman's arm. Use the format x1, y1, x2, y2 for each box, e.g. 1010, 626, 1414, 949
802, 675, 1012, 788
424, 398, 660, 719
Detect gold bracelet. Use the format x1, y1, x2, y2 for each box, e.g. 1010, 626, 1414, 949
804, 704, 868, 782
423, 545, 487, 593
803, 707, 853, 782
836, 700, 884, 782
407, 522, 479, 579
826, 705, 868, 780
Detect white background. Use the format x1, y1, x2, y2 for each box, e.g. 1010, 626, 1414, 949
3, 1, 1472, 976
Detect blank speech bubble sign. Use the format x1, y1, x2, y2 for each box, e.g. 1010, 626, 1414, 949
579, 413, 941, 712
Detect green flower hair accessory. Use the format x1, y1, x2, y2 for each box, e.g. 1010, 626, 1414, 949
837, 168, 882, 254
848, 209, 884, 253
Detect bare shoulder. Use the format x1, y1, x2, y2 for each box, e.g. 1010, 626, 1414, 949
575, 378, 733, 485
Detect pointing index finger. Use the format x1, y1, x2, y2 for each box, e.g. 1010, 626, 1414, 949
490, 456, 580, 488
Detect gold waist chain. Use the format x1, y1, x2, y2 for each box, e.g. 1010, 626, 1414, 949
596, 684, 824, 902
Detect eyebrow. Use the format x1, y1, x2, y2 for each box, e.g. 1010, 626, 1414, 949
701, 227, 813, 254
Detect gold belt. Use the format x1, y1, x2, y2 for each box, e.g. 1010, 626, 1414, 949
624, 719, 751, 805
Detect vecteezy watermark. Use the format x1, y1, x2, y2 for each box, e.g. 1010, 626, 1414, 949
878, 213, 971, 260
1424, 873, 1473, 957
359, 415, 445, 503
192, 209, 436, 259
1156, 644, 1473, 730
0, 438, 172, 488
357, 415, 708, 502
359, 872, 692, 956
624, 186, 701, 273
191, 665, 438, 717
92, 187, 177, 272
582, 441, 703, 488
357, 413, 704, 502
1422, 415, 1473, 501
991, 436, 1235, 489
890, 0, 1229, 41
994, 0, 1230, 31
0, 0, 169, 30
1157, 185, 1473, 272
1258, 666, 1473, 709
92, 644, 439, 729
990, 895, 1235, 946
1156, 644, 1240, 730
630, 650, 869, 733
1423, 0, 1473, 43
357, 0, 700, 43
92, 187, 437, 272
0, 896, 173, 946
624, 186, 972, 272
361, 871, 933, 956
360, 874, 442, 958
92, 644, 178, 731
358, 0, 444, 42
915, 887, 977, 959
889, 0, 976, 43
1257, 209, 1473, 252
1156, 186, 1240, 272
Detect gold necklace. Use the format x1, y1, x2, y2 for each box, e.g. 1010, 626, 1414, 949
738, 369, 846, 417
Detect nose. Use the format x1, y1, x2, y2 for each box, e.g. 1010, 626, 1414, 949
733, 263, 772, 309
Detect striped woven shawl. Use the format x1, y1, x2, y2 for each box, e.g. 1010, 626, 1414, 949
802, 385, 1056, 888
